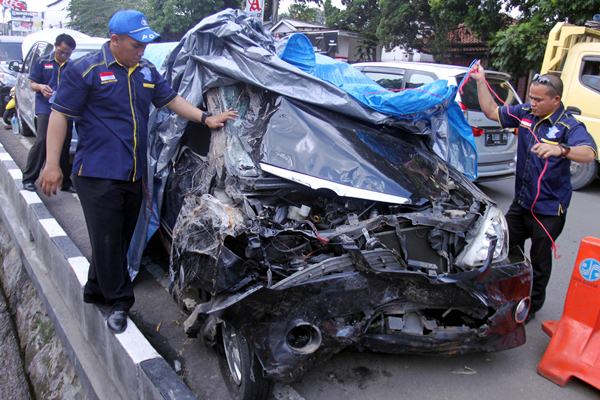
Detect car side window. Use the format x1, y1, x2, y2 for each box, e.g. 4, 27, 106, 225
361, 71, 405, 91
22, 43, 38, 74
23, 42, 52, 74
580, 57, 600, 93
405, 71, 436, 89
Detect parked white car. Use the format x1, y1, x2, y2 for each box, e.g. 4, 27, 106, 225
10, 29, 106, 137
353, 61, 522, 181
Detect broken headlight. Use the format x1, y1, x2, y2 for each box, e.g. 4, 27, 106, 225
455, 205, 508, 268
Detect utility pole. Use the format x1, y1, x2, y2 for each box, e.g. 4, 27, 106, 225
271, 0, 279, 23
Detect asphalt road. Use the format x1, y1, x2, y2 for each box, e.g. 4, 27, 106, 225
1, 125, 599, 400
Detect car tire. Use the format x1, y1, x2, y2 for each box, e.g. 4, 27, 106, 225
570, 160, 598, 190
16, 109, 34, 137
218, 322, 272, 400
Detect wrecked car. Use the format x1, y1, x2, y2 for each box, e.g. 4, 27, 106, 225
134, 10, 532, 400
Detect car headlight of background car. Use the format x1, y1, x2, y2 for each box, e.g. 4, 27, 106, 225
456, 205, 509, 268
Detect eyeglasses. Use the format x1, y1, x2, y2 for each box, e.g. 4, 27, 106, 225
532, 73, 558, 93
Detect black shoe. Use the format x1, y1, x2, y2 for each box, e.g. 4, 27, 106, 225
61, 185, 76, 193
106, 310, 128, 333
23, 181, 36, 191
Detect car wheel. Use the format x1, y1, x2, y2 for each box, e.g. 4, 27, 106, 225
219, 322, 272, 400
16, 109, 34, 137
570, 160, 598, 190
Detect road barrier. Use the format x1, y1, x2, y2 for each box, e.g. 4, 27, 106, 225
538, 236, 600, 390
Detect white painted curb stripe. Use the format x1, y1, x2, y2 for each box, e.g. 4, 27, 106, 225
9, 169, 22, 180
20, 190, 42, 204
116, 321, 161, 363
68, 256, 89, 286
39, 218, 67, 238
0, 152, 12, 160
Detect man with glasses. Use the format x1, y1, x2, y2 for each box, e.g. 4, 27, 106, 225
22, 34, 76, 192
471, 63, 596, 321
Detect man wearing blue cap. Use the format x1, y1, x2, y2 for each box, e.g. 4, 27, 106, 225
39, 10, 237, 333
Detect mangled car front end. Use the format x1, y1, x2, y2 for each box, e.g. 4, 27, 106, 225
164, 85, 531, 390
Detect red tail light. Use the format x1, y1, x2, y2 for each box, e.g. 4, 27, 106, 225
472, 127, 485, 137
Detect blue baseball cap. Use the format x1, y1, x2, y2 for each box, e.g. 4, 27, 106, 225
108, 10, 160, 43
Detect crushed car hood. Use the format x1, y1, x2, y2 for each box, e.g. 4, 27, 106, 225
259, 97, 460, 206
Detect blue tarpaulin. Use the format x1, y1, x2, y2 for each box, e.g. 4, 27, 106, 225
279, 33, 478, 181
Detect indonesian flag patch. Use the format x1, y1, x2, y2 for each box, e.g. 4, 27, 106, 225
520, 118, 532, 129
44, 63, 54, 69
99, 71, 117, 83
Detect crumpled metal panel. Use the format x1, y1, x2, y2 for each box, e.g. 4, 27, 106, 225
170, 194, 248, 297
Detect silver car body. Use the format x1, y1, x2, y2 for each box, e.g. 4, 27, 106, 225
15, 36, 106, 136
353, 61, 522, 181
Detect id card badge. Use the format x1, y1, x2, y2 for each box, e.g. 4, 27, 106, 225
49, 91, 56, 105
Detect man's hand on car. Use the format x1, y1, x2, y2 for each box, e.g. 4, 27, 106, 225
39, 164, 63, 196
205, 109, 238, 129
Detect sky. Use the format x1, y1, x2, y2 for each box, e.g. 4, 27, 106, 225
22, 0, 48, 12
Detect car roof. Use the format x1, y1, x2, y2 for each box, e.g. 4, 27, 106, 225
353, 61, 511, 80
22, 29, 106, 59
0, 36, 24, 43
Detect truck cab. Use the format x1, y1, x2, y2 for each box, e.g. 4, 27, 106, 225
541, 22, 600, 189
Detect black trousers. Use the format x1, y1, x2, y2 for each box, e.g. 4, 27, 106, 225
74, 176, 142, 312
22, 113, 73, 187
505, 201, 566, 313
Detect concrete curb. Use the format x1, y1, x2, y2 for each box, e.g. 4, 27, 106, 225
0, 142, 197, 400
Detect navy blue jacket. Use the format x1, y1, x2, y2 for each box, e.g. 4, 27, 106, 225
52, 42, 177, 182
498, 103, 597, 215
29, 52, 67, 115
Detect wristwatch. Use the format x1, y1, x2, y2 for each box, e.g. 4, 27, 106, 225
559, 143, 571, 158
200, 111, 213, 125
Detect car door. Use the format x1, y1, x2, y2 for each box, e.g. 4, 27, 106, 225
16, 41, 52, 132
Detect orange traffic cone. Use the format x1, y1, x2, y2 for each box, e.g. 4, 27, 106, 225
537, 236, 600, 389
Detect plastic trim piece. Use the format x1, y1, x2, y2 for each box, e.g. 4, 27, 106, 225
260, 162, 410, 205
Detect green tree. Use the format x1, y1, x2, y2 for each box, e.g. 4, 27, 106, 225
322, 0, 381, 61
376, 0, 508, 60
282, 3, 321, 23
490, 0, 600, 77
69, 0, 240, 40
145, 0, 240, 40
68, 0, 147, 37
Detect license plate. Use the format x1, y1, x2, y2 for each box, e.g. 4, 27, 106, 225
485, 131, 508, 146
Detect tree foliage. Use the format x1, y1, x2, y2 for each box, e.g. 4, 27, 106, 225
144, 0, 240, 40
376, 0, 600, 77
280, 3, 322, 23
322, 0, 381, 61
490, 0, 600, 77
68, 0, 239, 40
68, 0, 147, 37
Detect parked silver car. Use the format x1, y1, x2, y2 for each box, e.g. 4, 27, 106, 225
10, 36, 105, 137
353, 61, 522, 181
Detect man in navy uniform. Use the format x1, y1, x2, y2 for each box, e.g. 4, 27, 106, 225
22, 34, 76, 192
39, 10, 237, 333
471, 64, 596, 321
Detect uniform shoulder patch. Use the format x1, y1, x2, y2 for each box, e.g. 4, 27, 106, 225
140, 66, 153, 81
